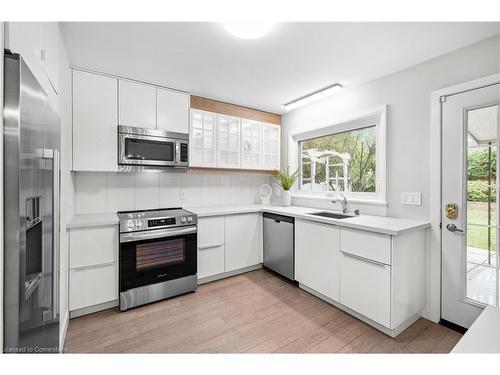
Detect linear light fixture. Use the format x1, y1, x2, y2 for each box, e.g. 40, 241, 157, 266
283, 83, 344, 111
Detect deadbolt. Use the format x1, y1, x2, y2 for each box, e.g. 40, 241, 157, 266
445, 203, 458, 220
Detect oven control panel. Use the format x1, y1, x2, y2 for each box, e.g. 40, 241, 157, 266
148, 217, 176, 228
118, 208, 198, 233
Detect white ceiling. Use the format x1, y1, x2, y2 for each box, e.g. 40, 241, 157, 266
60, 22, 500, 114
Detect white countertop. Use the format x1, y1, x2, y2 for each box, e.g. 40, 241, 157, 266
452, 306, 500, 353
67, 204, 430, 235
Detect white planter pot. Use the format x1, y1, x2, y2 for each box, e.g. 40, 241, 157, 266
282, 190, 292, 207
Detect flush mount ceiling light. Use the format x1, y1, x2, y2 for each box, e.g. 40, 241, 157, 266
283, 83, 344, 111
224, 22, 273, 40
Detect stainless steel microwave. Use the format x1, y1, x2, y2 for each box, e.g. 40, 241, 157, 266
118, 126, 189, 168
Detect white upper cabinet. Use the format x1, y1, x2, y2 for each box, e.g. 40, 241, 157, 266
216, 114, 241, 168
119, 80, 156, 129
241, 119, 262, 170
261, 123, 281, 171
157, 88, 190, 134
72, 70, 119, 171
190, 109, 217, 167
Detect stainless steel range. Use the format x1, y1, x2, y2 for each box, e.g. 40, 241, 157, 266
117, 208, 198, 311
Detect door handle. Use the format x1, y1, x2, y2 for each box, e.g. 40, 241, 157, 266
446, 224, 464, 233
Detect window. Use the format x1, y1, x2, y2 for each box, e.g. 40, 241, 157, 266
299, 126, 377, 193
289, 106, 386, 203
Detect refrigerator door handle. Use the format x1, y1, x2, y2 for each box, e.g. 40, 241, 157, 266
52, 149, 60, 320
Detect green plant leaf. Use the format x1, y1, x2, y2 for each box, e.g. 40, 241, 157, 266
274, 167, 299, 190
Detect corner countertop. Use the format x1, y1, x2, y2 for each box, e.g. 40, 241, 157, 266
67, 204, 430, 236
451, 306, 500, 353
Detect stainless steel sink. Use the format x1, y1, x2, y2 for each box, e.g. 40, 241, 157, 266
308, 211, 355, 219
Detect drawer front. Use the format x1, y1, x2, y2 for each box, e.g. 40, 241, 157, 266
70, 226, 118, 269
340, 227, 391, 265
198, 244, 225, 279
70, 263, 118, 311
339, 252, 391, 328
198, 216, 225, 247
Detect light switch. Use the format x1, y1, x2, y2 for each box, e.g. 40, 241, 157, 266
401, 192, 422, 206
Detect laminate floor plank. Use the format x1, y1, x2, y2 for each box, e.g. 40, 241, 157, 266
64, 269, 462, 353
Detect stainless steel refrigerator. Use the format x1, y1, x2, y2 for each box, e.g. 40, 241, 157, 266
3, 52, 61, 353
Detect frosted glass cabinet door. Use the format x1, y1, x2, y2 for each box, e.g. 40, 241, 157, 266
217, 114, 241, 168
190, 109, 217, 167
241, 119, 262, 169
262, 123, 281, 170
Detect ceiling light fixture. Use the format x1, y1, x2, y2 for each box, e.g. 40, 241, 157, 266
283, 83, 344, 111
224, 22, 273, 40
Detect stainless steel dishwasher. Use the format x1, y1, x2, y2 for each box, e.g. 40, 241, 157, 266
263, 212, 295, 280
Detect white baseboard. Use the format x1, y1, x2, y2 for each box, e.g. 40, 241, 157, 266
197, 264, 263, 285
299, 283, 421, 338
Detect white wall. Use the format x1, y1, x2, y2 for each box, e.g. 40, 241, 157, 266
57, 26, 72, 348
74, 171, 271, 214
282, 34, 500, 220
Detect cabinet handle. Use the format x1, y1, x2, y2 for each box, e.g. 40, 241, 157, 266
198, 243, 224, 250
340, 251, 388, 267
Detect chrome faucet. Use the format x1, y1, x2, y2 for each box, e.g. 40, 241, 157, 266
332, 192, 348, 213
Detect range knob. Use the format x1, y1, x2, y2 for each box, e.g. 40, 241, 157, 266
136, 220, 143, 227
181, 217, 186, 223
187, 216, 193, 223
127, 221, 135, 229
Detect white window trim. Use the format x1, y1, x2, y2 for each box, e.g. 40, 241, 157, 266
287, 105, 387, 204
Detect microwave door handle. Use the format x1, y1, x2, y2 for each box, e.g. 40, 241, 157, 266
175, 141, 180, 163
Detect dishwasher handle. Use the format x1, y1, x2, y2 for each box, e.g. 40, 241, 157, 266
263, 212, 295, 224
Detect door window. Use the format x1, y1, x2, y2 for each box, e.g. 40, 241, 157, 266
466, 104, 500, 305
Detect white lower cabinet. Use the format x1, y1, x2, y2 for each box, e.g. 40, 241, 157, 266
197, 217, 225, 279
339, 252, 391, 328
70, 263, 118, 311
69, 225, 119, 313
224, 213, 262, 272
295, 219, 340, 301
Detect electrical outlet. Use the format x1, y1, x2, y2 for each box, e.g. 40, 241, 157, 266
180, 191, 185, 200
401, 192, 421, 206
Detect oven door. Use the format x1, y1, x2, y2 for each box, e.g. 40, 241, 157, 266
119, 226, 197, 292
118, 132, 177, 166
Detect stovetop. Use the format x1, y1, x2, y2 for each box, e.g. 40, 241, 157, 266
117, 207, 197, 233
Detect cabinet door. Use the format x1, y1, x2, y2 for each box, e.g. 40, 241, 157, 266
295, 219, 340, 301
70, 226, 118, 269
198, 217, 225, 278
262, 123, 281, 170
225, 214, 261, 272
190, 109, 217, 167
241, 119, 262, 169
40, 22, 59, 93
217, 114, 241, 168
70, 263, 118, 311
72, 70, 118, 171
157, 88, 189, 134
339, 252, 391, 327
119, 80, 156, 129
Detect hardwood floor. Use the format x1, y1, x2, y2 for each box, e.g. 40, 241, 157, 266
64, 269, 462, 353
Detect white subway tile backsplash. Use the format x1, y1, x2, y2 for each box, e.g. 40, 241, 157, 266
75, 172, 107, 214
201, 174, 221, 207
181, 173, 203, 208
107, 173, 134, 212
134, 173, 160, 209
159, 172, 183, 208
74, 171, 271, 214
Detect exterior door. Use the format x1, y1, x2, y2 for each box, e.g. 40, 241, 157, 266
442, 83, 500, 329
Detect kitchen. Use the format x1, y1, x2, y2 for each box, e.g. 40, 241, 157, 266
1, 4, 500, 370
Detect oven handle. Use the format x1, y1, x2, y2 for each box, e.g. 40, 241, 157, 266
119, 226, 197, 243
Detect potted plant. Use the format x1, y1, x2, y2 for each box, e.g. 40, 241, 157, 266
274, 167, 299, 207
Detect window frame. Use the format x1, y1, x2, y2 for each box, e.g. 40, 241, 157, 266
287, 105, 387, 205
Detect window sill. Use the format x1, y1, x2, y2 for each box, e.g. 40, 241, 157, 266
292, 193, 388, 207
